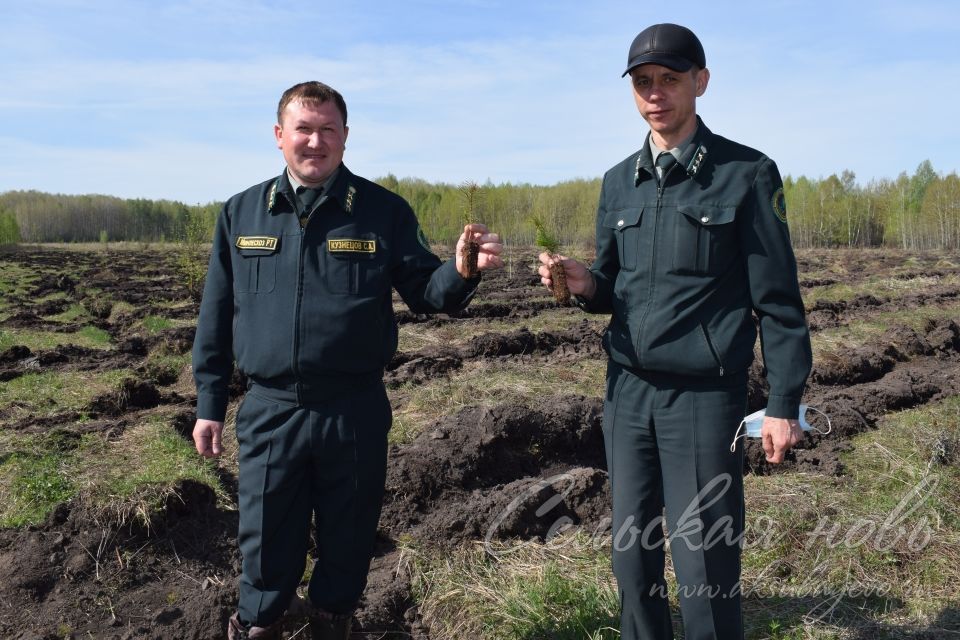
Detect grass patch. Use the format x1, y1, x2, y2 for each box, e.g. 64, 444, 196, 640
0, 261, 38, 302
0, 433, 77, 527
77, 325, 112, 345
47, 303, 90, 323
33, 291, 68, 304
479, 314, 607, 341
0, 412, 232, 528
0, 369, 131, 422
397, 312, 605, 353
811, 300, 960, 360
739, 395, 960, 637
141, 315, 174, 333
76, 416, 229, 526
404, 397, 960, 639
107, 300, 136, 321
804, 272, 960, 307
0, 326, 115, 352
407, 533, 619, 640
390, 357, 606, 444
142, 351, 190, 384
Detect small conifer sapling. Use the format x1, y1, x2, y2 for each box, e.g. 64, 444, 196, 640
533, 217, 569, 304
458, 181, 482, 279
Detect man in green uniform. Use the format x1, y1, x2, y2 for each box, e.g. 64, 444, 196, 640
192, 81, 503, 639
538, 24, 811, 640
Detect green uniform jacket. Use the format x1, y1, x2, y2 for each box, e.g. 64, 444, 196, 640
193, 166, 478, 422
580, 118, 811, 418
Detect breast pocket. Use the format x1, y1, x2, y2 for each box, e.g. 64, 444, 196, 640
603, 207, 643, 271
233, 236, 280, 294
324, 232, 386, 295
671, 205, 737, 275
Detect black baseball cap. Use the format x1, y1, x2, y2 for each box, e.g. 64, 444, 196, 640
622, 23, 706, 77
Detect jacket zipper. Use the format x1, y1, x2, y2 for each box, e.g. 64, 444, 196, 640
699, 322, 725, 376
291, 221, 306, 403
635, 167, 675, 369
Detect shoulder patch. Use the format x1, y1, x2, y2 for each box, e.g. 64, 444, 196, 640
771, 187, 787, 223
416, 225, 431, 251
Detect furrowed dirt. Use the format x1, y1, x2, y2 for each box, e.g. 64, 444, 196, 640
1, 246, 959, 638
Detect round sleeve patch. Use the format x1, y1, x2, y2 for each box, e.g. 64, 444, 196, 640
772, 187, 788, 223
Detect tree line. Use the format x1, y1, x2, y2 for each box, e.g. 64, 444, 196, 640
0, 191, 219, 245
1, 160, 957, 251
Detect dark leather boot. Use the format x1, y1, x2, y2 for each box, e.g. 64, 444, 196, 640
309, 612, 352, 640
227, 612, 282, 640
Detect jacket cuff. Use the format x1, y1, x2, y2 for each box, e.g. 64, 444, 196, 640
573, 270, 613, 313
765, 394, 801, 420
440, 257, 480, 303
196, 392, 228, 423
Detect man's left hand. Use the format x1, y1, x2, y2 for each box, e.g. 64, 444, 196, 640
455, 223, 504, 278
761, 416, 804, 464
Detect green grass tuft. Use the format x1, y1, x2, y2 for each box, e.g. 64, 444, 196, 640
408, 533, 619, 640
0, 450, 75, 527
141, 315, 174, 333
77, 325, 111, 345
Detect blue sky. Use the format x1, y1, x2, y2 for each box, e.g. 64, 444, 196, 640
2, 0, 958, 204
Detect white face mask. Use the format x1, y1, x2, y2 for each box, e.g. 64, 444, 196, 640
729, 404, 831, 452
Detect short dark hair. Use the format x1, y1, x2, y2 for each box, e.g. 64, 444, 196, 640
277, 81, 348, 126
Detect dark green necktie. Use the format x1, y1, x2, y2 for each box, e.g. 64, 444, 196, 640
297, 186, 323, 214
655, 152, 676, 183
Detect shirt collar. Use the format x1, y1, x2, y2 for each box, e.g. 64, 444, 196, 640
286, 166, 341, 194
635, 116, 712, 186
269, 164, 355, 214
648, 127, 697, 165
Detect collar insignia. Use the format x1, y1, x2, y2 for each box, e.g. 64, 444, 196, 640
686, 145, 707, 177
344, 185, 357, 214
266, 180, 278, 211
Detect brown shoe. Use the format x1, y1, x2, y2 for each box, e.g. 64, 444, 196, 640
309, 612, 352, 640
227, 612, 282, 640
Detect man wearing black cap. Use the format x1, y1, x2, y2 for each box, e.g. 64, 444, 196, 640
538, 23, 811, 640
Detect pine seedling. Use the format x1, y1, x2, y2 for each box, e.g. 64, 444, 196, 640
459, 181, 482, 278
532, 216, 569, 304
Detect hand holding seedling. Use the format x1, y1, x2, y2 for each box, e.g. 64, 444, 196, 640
456, 223, 503, 278
537, 253, 596, 301
193, 419, 224, 458
531, 217, 576, 304
455, 182, 502, 278
761, 416, 804, 464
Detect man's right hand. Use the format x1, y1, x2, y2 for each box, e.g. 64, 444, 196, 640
193, 419, 224, 458
537, 252, 596, 299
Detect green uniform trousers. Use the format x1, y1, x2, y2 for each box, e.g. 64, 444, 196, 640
235, 381, 391, 627
604, 361, 747, 640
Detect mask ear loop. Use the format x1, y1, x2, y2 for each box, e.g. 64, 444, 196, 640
730, 418, 748, 453
804, 406, 832, 435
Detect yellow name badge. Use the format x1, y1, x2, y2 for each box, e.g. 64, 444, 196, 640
328, 238, 376, 253
236, 236, 278, 251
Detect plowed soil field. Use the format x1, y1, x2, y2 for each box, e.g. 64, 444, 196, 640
1, 245, 958, 639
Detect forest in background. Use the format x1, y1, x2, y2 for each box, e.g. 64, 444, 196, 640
0, 160, 957, 252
